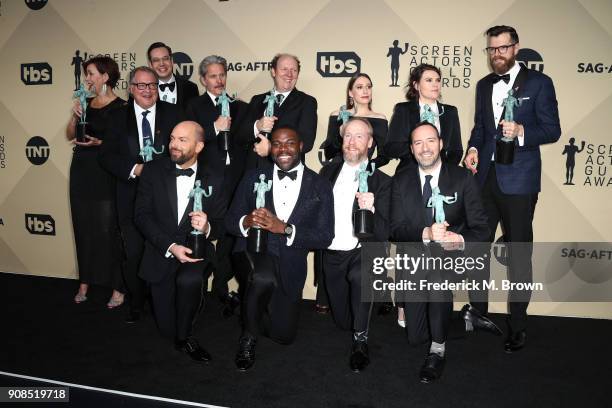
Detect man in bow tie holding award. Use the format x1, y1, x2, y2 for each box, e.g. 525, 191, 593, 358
463, 26, 561, 353
147, 42, 199, 111
238, 53, 317, 170
225, 126, 334, 371
134, 121, 224, 363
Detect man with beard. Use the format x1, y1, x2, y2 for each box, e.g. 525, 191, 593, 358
225, 126, 334, 371
134, 121, 224, 362
319, 118, 390, 372
100, 66, 183, 323
238, 53, 317, 170
147, 42, 199, 110
390, 122, 489, 383
463, 26, 561, 352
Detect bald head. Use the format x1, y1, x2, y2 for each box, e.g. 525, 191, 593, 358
169, 121, 205, 167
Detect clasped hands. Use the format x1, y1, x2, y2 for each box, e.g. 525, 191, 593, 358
243, 208, 286, 234
423, 222, 463, 251
170, 211, 209, 263
254, 116, 278, 157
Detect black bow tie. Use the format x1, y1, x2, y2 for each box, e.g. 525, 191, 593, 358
159, 82, 176, 92
492, 74, 510, 84
278, 169, 297, 180
175, 168, 194, 177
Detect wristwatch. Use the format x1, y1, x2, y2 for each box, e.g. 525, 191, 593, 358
283, 223, 294, 237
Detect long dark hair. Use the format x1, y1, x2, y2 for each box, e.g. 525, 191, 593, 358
405, 64, 441, 101
346, 72, 373, 110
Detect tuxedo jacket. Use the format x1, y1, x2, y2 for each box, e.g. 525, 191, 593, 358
468, 65, 561, 194
385, 100, 463, 167
174, 77, 199, 111
319, 157, 391, 243
134, 157, 225, 283
99, 99, 183, 225
390, 163, 489, 243
238, 89, 318, 169
225, 165, 334, 299
185, 93, 249, 208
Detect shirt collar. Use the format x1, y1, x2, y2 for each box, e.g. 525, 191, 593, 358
418, 160, 442, 184
133, 100, 156, 117
274, 161, 303, 176
175, 161, 198, 174
159, 75, 176, 85
207, 90, 220, 105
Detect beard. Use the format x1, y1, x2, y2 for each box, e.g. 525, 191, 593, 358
490, 54, 516, 74
171, 150, 190, 165
416, 151, 441, 170
343, 148, 368, 165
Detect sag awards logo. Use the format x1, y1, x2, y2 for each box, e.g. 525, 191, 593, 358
70, 50, 136, 91
21, 62, 52, 85
25, 136, 49, 165
0, 135, 5, 169
172, 52, 194, 81
517, 48, 544, 72
25, 213, 55, 236
386, 40, 472, 88
316, 52, 361, 78
561, 137, 612, 187
227, 61, 272, 72
577, 62, 612, 74
24, 0, 47, 10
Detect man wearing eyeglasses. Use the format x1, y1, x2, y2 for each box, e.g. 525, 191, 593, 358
100, 66, 183, 323
147, 42, 199, 111
463, 25, 561, 352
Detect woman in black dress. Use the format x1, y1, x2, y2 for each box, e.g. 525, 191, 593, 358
320, 73, 389, 168
66, 56, 125, 308
385, 63, 463, 172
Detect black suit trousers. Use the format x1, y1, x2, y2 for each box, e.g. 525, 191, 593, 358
119, 220, 146, 311
150, 261, 206, 341
322, 248, 372, 334
242, 253, 300, 344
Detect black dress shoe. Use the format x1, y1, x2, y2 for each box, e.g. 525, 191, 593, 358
377, 302, 394, 316
235, 335, 257, 371
124, 310, 141, 324
349, 340, 370, 372
419, 353, 445, 383
221, 291, 241, 318
175, 338, 212, 362
504, 330, 526, 353
460, 304, 503, 336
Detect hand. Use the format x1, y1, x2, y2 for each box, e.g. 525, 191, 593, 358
72, 100, 83, 119
73, 135, 102, 147
170, 244, 203, 263
254, 136, 271, 157
499, 120, 523, 139
422, 227, 433, 241
464, 149, 479, 175
440, 231, 464, 251
356, 192, 374, 211
215, 116, 231, 132
431, 222, 449, 242
250, 208, 285, 234
256, 116, 277, 133
133, 164, 144, 177
189, 211, 209, 234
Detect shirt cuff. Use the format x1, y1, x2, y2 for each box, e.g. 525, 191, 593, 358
286, 224, 296, 246
129, 164, 138, 179
239, 215, 249, 237
213, 123, 220, 136
165, 243, 176, 258
517, 133, 525, 146
253, 122, 259, 137
205, 222, 212, 239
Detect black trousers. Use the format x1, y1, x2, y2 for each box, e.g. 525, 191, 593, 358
242, 253, 300, 344
209, 233, 236, 299
119, 221, 146, 312
150, 261, 205, 341
476, 164, 537, 332
322, 248, 372, 333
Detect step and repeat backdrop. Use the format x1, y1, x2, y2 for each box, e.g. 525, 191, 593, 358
0, 0, 611, 317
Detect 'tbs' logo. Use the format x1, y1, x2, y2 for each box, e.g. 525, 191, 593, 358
25, 214, 56, 235
317, 52, 361, 77
25, 136, 50, 165
172, 52, 194, 80
21, 63, 52, 85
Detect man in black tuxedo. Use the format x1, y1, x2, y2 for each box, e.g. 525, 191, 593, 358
464, 26, 561, 352
186, 55, 248, 308
238, 53, 317, 170
134, 121, 224, 362
225, 126, 334, 371
147, 42, 199, 110
320, 118, 390, 372
390, 122, 489, 383
100, 66, 183, 323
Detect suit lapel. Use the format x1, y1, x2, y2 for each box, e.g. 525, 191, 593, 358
164, 160, 179, 226
483, 74, 496, 130
498, 65, 529, 122
437, 101, 447, 136
175, 78, 184, 106
276, 89, 299, 118
408, 100, 421, 125
287, 167, 309, 225
126, 103, 140, 158
153, 103, 165, 151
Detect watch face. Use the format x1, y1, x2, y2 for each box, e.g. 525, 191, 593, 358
285, 225, 293, 235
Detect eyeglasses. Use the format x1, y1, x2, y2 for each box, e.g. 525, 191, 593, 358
131, 82, 158, 90
484, 43, 517, 55
150, 56, 171, 64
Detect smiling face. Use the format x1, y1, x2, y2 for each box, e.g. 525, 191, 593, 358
169, 121, 204, 166
270, 128, 303, 171
271, 55, 299, 93
410, 124, 443, 171
201, 63, 226, 96
84, 64, 108, 94
130, 69, 158, 110
487, 32, 519, 75
342, 119, 373, 165
415, 69, 441, 104
148, 46, 173, 81
348, 75, 373, 107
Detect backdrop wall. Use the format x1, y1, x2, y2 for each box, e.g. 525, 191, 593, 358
1, 0, 611, 318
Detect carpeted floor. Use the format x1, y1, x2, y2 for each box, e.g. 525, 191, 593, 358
1, 272, 610, 408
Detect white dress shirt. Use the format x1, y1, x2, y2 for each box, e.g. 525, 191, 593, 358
419, 102, 441, 134
158, 75, 178, 104
252, 89, 292, 137
328, 161, 363, 250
